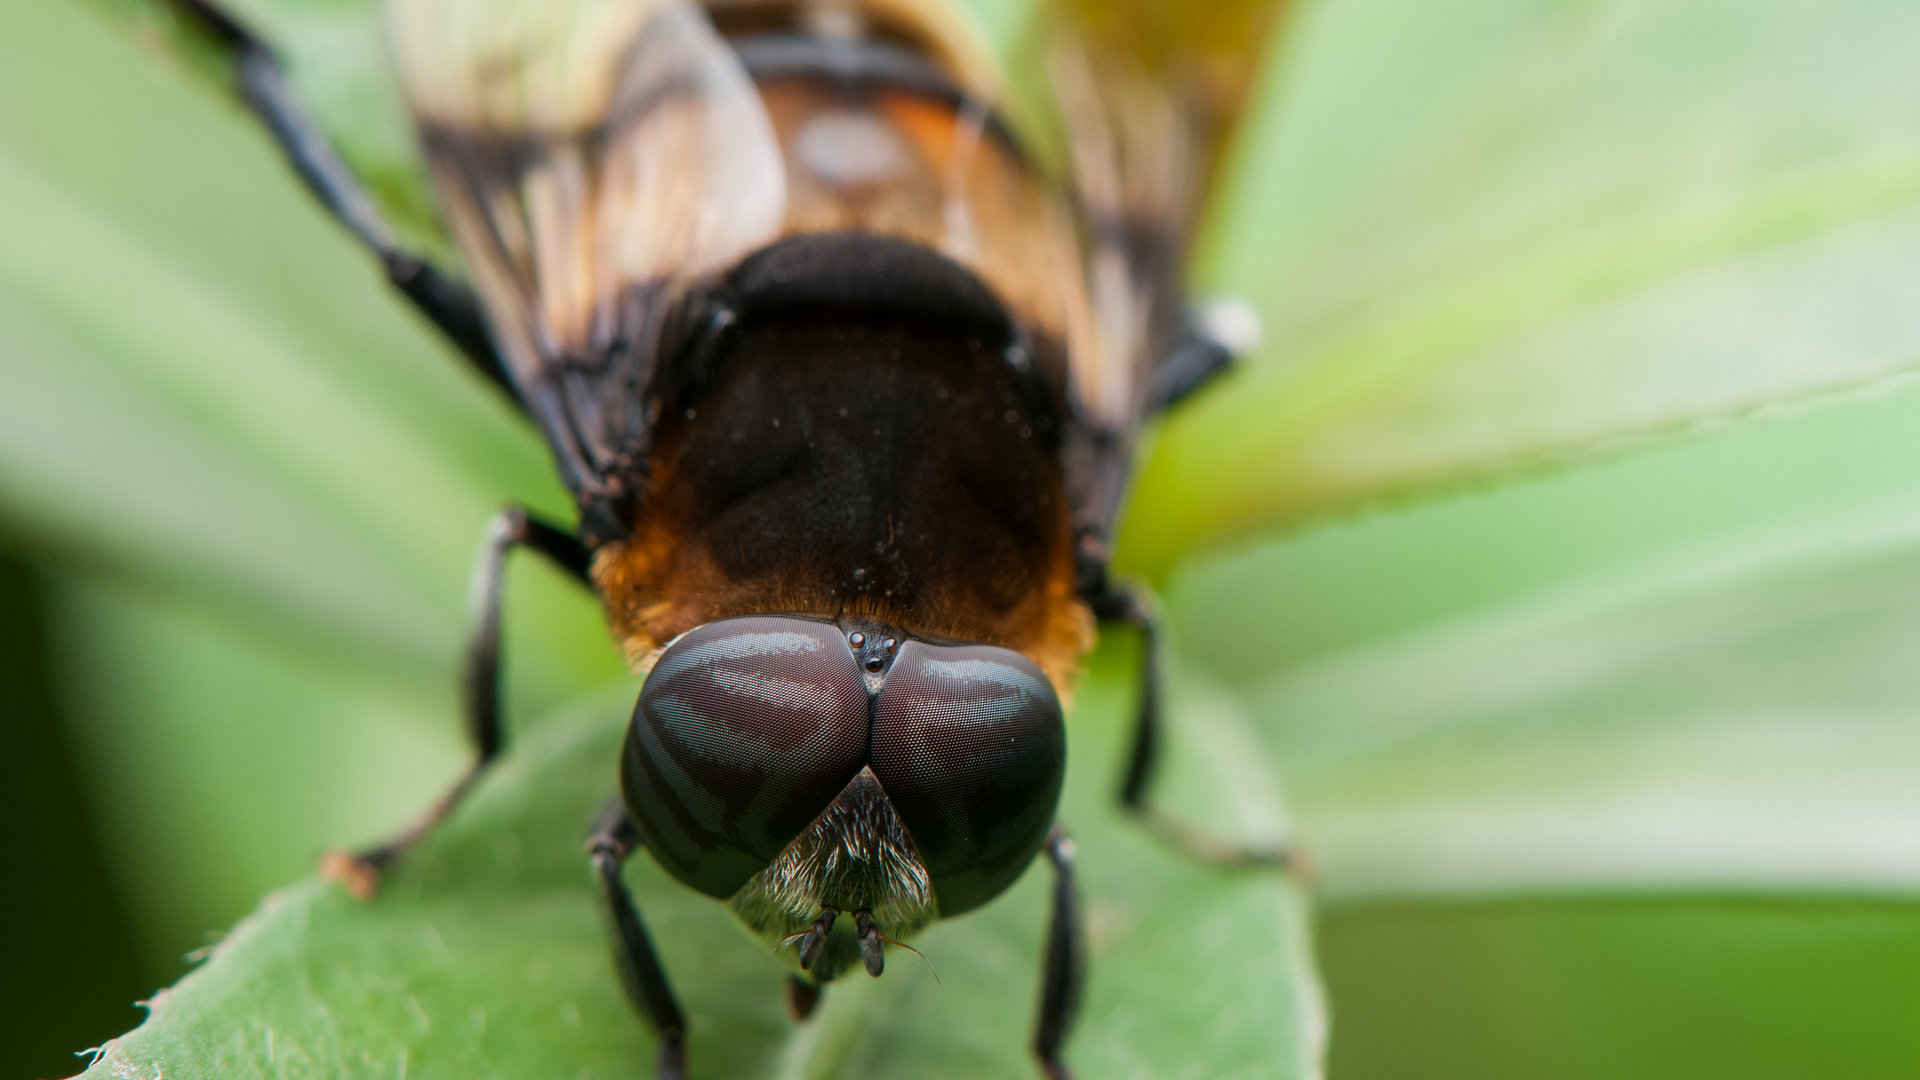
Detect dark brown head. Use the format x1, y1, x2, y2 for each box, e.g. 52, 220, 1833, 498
619, 613, 1065, 976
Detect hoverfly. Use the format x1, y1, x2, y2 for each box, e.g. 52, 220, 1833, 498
162, 0, 1287, 1074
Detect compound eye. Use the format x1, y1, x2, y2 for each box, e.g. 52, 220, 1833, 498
622, 617, 869, 899
871, 642, 1065, 916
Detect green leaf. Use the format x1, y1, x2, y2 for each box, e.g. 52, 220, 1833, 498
3, 0, 608, 692
1121, 0, 1920, 573
1143, 262, 1920, 1075
47, 577, 468, 960
77, 666, 1319, 1080
83, 0, 448, 256
1317, 898, 1920, 1080
1165, 368, 1920, 902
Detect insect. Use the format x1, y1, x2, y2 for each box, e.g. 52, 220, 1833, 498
163, 0, 1287, 1074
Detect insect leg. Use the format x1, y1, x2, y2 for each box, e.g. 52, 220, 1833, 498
784, 975, 824, 1022
588, 797, 690, 1080
1031, 826, 1085, 1080
1147, 300, 1261, 414
1088, 581, 1295, 869
162, 0, 513, 403
1146, 328, 1232, 413
323, 506, 590, 896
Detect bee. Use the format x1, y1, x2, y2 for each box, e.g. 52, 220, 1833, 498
164, 0, 1286, 1074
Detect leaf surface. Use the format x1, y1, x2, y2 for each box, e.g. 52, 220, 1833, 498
1121, 0, 1920, 571
1164, 371, 1920, 902
78, 670, 1320, 1080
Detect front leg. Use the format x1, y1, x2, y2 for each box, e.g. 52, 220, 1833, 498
588, 797, 689, 1080
1145, 298, 1259, 414
1031, 826, 1086, 1080
323, 506, 589, 896
1086, 576, 1294, 870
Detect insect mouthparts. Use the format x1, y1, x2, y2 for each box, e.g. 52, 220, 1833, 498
795, 907, 839, 972
854, 910, 886, 977
793, 908, 888, 978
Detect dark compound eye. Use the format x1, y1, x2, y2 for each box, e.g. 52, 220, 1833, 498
871, 642, 1066, 916
622, 617, 869, 899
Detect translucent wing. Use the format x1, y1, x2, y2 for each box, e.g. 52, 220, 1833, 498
1043, 0, 1292, 541
1055, 0, 1287, 187
387, 0, 787, 521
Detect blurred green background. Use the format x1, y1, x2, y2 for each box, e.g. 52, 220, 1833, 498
7, 0, 1920, 1077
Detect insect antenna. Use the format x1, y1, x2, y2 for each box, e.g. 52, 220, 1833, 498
880, 935, 940, 985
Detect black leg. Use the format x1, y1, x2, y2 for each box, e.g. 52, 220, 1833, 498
588, 798, 690, 1080
1146, 300, 1258, 414
1031, 826, 1085, 1080
1088, 581, 1294, 870
1065, 299, 1253, 566
322, 506, 589, 896
1147, 327, 1233, 413
164, 0, 514, 403
784, 975, 824, 1022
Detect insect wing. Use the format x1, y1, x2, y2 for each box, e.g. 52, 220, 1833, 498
1042, 0, 1290, 539
1055, 0, 1289, 181
1055, 0, 1289, 382
387, 0, 787, 507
